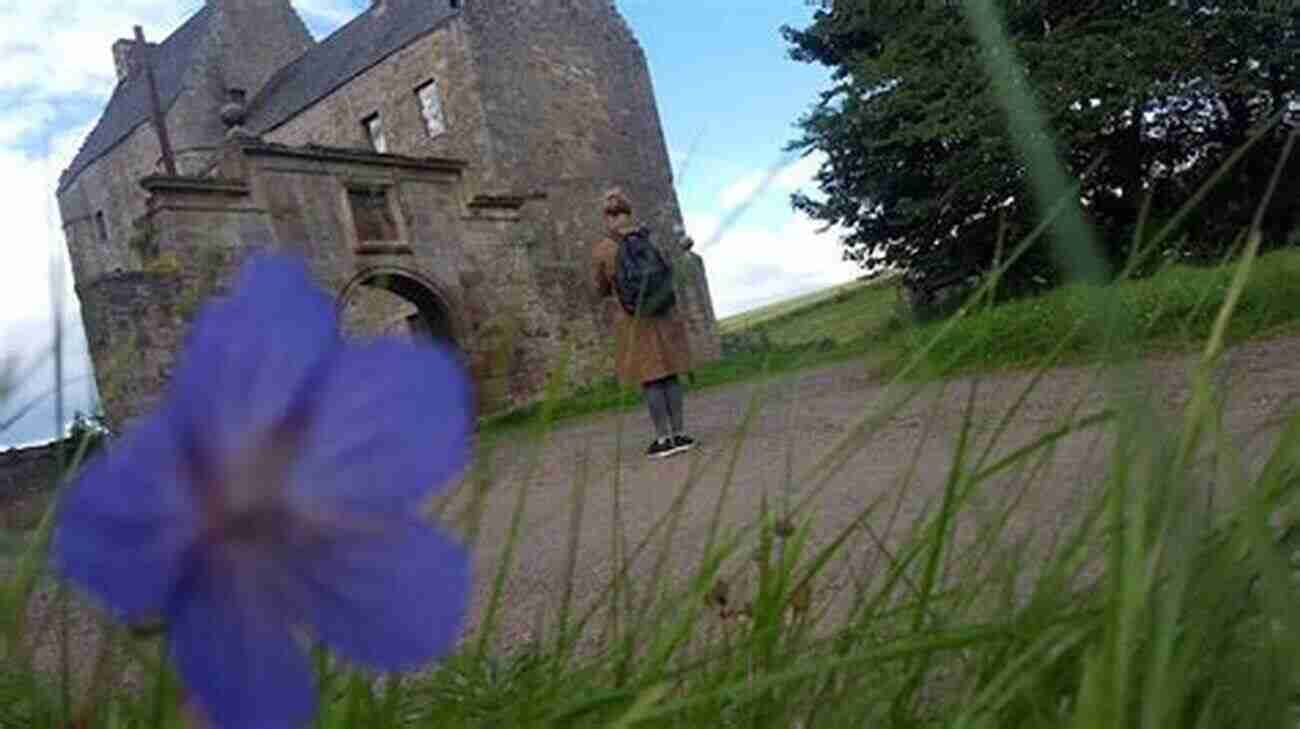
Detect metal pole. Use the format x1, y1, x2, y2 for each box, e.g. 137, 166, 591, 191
134, 25, 178, 176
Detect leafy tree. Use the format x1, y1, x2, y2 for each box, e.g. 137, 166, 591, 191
784, 0, 1299, 300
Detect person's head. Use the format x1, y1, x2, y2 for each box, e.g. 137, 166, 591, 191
603, 187, 632, 218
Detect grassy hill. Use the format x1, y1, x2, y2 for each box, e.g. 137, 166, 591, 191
719, 271, 903, 348
716, 246, 1300, 378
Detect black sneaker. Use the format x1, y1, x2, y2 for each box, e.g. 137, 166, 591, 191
647, 438, 674, 459
670, 435, 697, 455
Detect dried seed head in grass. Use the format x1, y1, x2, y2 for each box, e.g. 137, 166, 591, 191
707, 579, 729, 609
774, 516, 796, 539
789, 581, 812, 617
737, 601, 754, 624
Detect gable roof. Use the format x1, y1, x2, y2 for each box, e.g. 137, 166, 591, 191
59, 6, 214, 193
245, 0, 460, 135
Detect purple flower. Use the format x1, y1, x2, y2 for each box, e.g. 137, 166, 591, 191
55, 255, 474, 729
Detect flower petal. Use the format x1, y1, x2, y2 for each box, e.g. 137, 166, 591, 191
289, 339, 473, 515
54, 409, 198, 622
168, 554, 316, 729
291, 519, 469, 670
169, 254, 340, 463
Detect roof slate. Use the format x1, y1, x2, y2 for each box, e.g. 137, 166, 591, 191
59, 6, 214, 192
245, 0, 459, 135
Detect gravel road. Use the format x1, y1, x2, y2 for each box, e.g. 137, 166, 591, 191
451, 336, 1299, 653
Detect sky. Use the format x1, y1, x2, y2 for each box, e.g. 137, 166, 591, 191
0, 0, 859, 448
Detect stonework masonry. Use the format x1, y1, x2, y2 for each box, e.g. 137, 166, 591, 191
0, 442, 64, 530
57, 0, 721, 429
455, 0, 721, 372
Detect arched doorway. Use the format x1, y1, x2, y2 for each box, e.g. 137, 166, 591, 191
338, 268, 459, 347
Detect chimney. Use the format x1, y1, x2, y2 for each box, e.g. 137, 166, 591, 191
112, 38, 144, 81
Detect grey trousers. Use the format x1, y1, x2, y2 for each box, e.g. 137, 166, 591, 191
643, 375, 685, 439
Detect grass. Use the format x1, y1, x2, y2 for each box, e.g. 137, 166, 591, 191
6, 2, 1300, 727
893, 246, 1300, 378
717, 271, 901, 340
728, 275, 900, 349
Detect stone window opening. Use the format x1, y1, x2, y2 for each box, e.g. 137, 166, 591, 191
347, 186, 400, 244
362, 113, 386, 153
415, 80, 447, 139
95, 211, 108, 243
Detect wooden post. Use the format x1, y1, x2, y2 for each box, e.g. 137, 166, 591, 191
134, 25, 178, 177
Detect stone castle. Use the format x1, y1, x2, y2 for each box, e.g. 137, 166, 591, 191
56, 0, 721, 427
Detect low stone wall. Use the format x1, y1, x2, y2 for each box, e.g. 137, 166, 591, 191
0, 441, 68, 530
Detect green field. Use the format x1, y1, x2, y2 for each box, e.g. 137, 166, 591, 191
718, 271, 901, 336
718, 271, 902, 348
891, 245, 1300, 376
719, 246, 1300, 375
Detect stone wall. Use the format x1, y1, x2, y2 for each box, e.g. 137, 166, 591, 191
209, 0, 315, 104
459, 0, 721, 366
78, 270, 193, 430
58, 124, 163, 287
98, 141, 577, 416
263, 27, 487, 175
0, 441, 65, 530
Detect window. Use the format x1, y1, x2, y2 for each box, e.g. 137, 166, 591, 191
95, 211, 108, 243
347, 187, 398, 243
415, 80, 447, 138
362, 113, 386, 153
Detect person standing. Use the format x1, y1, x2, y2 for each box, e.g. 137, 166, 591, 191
590, 188, 696, 459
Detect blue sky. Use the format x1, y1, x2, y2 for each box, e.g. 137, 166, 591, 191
0, 0, 858, 448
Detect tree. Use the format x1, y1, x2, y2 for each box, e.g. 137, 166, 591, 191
783, 0, 1299, 300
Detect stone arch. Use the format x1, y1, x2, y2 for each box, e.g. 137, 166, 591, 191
337, 266, 463, 347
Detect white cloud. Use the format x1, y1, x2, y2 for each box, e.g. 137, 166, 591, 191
686, 209, 860, 319
717, 171, 765, 211
0, 99, 54, 146
715, 151, 827, 212
0, 1, 363, 103
680, 152, 856, 318
776, 151, 824, 191
0, 150, 72, 321
0, 108, 96, 444
683, 211, 722, 246
0, 1, 197, 98
294, 0, 363, 31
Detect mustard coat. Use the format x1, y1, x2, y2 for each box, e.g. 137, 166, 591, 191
590, 216, 693, 387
